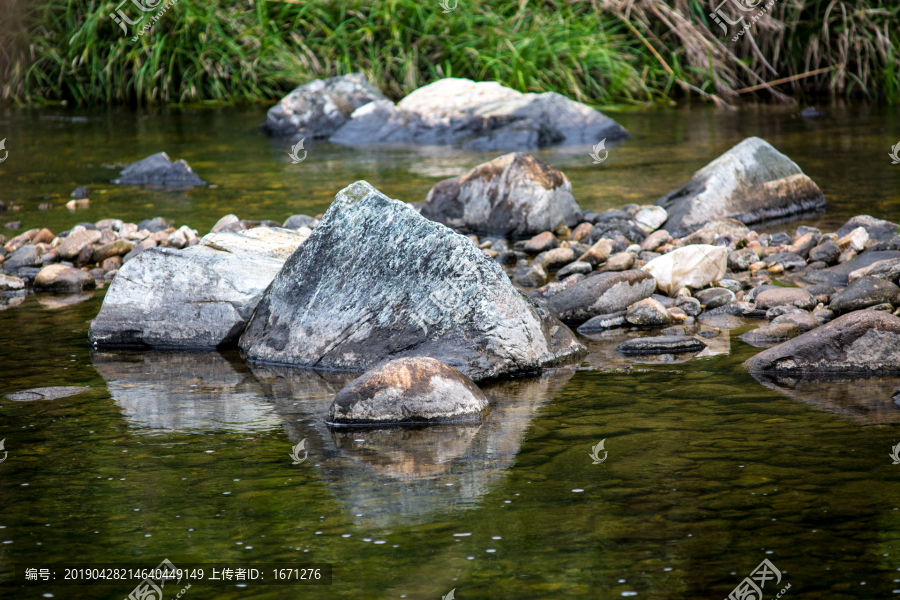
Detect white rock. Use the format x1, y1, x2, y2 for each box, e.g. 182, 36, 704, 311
0, 274, 25, 291
837, 226, 869, 253
633, 205, 668, 234
642, 245, 728, 296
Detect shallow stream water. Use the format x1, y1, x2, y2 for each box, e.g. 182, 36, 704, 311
2, 103, 900, 599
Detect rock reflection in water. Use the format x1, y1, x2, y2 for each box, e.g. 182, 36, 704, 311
250, 363, 573, 527
91, 349, 282, 433
330, 425, 483, 479
37, 292, 94, 310
751, 372, 900, 424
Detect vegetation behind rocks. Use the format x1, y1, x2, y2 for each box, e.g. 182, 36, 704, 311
2, 0, 899, 107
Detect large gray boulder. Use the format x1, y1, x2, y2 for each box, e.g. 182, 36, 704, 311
743, 310, 900, 373
655, 137, 825, 237
420, 153, 582, 236
543, 270, 657, 325
329, 78, 629, 151
239, 181, 585, 382
327, 357, 489, 426
112, 152, 206, 186
88, 228, 308, 348
259, 73, 386, 138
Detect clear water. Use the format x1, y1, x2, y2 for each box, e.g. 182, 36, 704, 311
2, 103, 900, 599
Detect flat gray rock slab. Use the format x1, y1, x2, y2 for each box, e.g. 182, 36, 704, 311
239, 181, 585, 382
88, 245, 290, 348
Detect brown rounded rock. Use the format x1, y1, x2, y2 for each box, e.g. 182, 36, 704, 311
92, 239, 136, 263
604, 251, 635, 272
754, 287, 816, 311
524, 231, 559, 254
327, 357, 490, 425
33, 264, 96, 291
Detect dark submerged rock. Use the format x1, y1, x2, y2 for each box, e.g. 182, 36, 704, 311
617, 336, 707, 355
113, 152, 206, 186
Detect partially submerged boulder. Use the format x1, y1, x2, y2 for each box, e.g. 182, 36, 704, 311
329, 78, 629, 151
33, 264, 96, 291
88, 228, 308, 348
112, 152, 206, 186
327, 357, 489, 426
421, 153, 581, 236
259, 73, 387, 138
239, 181, 585, 382
543, 270, 656, 325
655, 137, 825, 237
743, 310, 900, 373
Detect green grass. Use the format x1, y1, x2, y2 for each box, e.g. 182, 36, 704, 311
1, 0, 899, 106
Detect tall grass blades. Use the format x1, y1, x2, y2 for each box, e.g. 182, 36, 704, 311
2, 0, 899, 106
